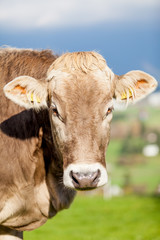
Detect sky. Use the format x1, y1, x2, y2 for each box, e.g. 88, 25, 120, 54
0, 0, 160, 84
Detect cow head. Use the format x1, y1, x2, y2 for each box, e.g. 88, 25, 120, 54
3, 52, 157, 190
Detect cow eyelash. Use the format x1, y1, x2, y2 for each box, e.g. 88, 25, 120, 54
51, 104, 64, 123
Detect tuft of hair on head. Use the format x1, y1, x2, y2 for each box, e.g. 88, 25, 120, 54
47, 51, 108, 76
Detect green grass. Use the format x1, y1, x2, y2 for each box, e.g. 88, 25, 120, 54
145, 106, 160, 128
24, 195, 160, 240
113, 104, 160, 128
106, 139, 122, 164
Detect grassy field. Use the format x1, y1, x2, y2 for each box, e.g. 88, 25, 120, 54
112, 104, 160, 129
106, 104, 160, 194
25, 195, 160, 240
106, 139, 160, 193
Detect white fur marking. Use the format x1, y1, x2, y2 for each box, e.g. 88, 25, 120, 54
0, 195, 24, 224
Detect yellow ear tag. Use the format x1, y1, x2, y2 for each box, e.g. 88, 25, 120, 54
27, 93, 41, 103
30, 92, 34, 102
121, 89, 133, 100
36, 96, 41, 103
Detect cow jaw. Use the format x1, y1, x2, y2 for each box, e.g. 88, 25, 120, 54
63, 163, 108, 190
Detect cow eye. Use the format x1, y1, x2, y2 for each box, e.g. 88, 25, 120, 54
52, 106, 59, 117
51, 103, 59, 117
51, 104, 64, 123
106, 107, 114, 116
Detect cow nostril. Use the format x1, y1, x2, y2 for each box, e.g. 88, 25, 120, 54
72, 175, 79, 184
93, 169, 101, 184
70, 171, 80, 188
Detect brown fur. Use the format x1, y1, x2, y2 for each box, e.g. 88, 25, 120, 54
0, 48, 57, 121
46, 52, 114, 172
50, 72, 112, 168
0, 48, 75, 233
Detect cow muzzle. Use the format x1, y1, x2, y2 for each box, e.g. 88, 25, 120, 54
63, 163, 108, 190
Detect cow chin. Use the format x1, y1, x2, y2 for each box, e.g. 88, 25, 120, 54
63, 163, 108, 191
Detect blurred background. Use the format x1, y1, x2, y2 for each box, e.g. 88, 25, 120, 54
0, 0, 160, 239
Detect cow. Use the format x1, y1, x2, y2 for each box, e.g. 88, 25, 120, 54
0, 48, 157, 239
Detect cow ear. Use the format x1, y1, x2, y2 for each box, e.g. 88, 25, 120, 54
114, 70, 157, 107
3, 76, 48, 109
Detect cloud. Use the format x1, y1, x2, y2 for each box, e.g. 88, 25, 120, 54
0, 0, 159, 30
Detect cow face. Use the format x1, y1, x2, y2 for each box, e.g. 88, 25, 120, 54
3, 52, 157, 190
47, 71, 114, 190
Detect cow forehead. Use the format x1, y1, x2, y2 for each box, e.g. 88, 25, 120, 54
47, 51, 115, 101
48, 71, 113, 104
